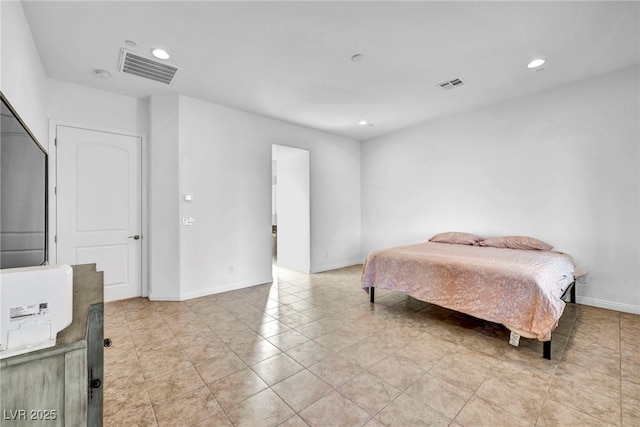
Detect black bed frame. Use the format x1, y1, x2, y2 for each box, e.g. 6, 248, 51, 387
368, 279, 577, 360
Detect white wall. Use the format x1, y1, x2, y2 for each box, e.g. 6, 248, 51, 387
47, 79, 148, 136
362, 65, 640, 313
148, 95, 181, 299
149, 95, 361, 300
0, 1, 48, 147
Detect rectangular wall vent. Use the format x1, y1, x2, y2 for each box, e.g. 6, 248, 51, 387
438, 78, 465, 91
118, 49, 179, 85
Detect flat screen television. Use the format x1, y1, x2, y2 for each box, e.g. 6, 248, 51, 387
0, 92, 48, 269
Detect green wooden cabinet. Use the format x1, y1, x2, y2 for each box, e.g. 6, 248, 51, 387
1, 264, 104, 426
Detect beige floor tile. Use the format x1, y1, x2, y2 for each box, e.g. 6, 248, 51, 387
286, 339, 333, 367
622, 379, 640, 406
193, 410, 233, 427
427, 349, 495, 393
206, 367, 268, 409
226, 388, 296, 427
193, 351, 248, 384
622, 401, 640, 427
363, 418, 388, 427
267, 329, 311, 351
146, 364, 205, 405
265, 304, 300, 320
487, 359, 554, 397
314, 328, 365, 352
104, 343, 144, 382
152, 386, 223, 427
537, 399, 618, 427
299, 391, 372, 427
278, 414, 313, 427
338, 371, 401, 415
103, 266, 637, 426
296, 320, 336, 339
136, 343, 193, 381
338, 339, 389, 369
130, 324, 175, 348
103, 383, 157, 426
547, 376, 621, 425
309, 354, 364, 388
454, 396, 532, 427
554, 361, 620, 393
376, 393, 452, 427
279, 311, 315, 328
180, 335, 232, 365
404, 373, 472, 419
390, 338, 452, 370
272, 370, 332, 412
251, 319, 291, 338
251, 352, 305, 386
473, 376, 544, 422
225, 328, 264, 350
232, 338, 282, 365
367, 353, 427, 390
561, 346, 621, 376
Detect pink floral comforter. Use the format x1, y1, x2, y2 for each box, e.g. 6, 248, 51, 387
361, 242, 575, 341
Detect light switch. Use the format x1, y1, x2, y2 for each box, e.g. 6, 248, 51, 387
183, 193, 193, 202
182, 217, 195, 226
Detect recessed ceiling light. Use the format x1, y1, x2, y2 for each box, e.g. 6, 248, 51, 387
93, 69, 111, 79
124, 40, 137, 47
358, 120, 369, 126
527, 58, 546, 69
151, 48, 170, 60
351, 54, 365, 62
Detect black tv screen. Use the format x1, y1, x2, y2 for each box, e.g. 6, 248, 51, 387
0, 92, 48, 269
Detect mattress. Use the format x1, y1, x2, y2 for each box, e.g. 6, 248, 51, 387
361, 242, 575, 341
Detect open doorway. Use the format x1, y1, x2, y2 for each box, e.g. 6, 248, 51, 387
272, 145, 310, 273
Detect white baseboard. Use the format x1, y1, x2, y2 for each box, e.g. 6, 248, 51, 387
311, 259, 362, 274
149, 276, 274, 301
576, 296, 640, 315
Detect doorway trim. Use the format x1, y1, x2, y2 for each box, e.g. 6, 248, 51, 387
48, 120, 148, 298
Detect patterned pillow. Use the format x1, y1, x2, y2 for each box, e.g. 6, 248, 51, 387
478, 236, 553, 251
428, 232, 483, 245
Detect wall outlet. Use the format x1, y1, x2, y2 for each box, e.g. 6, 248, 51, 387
182, 217, 195, 226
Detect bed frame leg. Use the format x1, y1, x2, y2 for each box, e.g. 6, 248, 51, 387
543, 340, 551, 360
370, 287, 375, 304
570, 281, 576, 303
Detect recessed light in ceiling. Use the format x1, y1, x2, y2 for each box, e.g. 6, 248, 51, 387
124, 40, 137, 48
358, 120, 369, 126
93, 69, 111, 79
351, 54, 365, 62
151, 48, 170, 60
527, 58, 546, 69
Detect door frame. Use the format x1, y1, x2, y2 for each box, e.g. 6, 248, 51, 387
48, 120, 148, 298
272, 144, 311, 273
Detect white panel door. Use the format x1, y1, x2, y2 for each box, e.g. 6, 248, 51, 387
56, 126, 142, 301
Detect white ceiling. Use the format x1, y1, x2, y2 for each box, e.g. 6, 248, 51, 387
21, 1, 640, 140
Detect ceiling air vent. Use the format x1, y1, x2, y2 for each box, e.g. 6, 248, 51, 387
118, 49, 179, 85
438, 78, 465, 91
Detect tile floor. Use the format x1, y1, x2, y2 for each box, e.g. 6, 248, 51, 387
104, 265, 640, 426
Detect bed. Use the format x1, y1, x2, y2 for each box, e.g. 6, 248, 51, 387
361, 233, 576, 359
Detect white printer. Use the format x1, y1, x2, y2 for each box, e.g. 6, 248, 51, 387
0, 264, 73, 359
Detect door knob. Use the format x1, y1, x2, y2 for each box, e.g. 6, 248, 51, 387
128, 235, 141, 240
